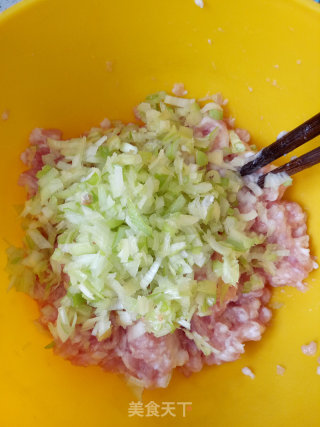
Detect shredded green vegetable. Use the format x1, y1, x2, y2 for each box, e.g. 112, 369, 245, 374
7, 92, 287, 354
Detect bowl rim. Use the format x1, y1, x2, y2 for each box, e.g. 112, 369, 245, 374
0, 0, 319, 26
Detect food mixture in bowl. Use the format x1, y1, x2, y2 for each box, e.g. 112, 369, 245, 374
7, 91, 315, 390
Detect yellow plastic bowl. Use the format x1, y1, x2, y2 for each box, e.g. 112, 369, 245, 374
0, 0, 320, 425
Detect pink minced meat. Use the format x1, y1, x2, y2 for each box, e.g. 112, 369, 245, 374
178, 288, 271, 375
195, 117, 230, 149
238, 186, 314, 289
259, 202, 313, 288
37, 283, 271, 386
20, 127, 314, 389
301, 341, 317, 356
19, 128, 62, 197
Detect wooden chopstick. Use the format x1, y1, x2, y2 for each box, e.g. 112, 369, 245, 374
257, 146, 320, 188
240, 112, 320, 177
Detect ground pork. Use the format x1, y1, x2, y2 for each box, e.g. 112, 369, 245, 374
19, 125, 314, 389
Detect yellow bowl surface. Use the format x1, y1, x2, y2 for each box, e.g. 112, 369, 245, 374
0, 0, 320, 426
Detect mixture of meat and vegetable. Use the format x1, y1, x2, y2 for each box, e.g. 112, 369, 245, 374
7, 91, 314, 390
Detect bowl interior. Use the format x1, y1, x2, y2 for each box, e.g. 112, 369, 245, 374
0, 0, 320, 426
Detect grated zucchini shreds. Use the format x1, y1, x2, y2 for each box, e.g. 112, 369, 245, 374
6, 92, 286, 352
